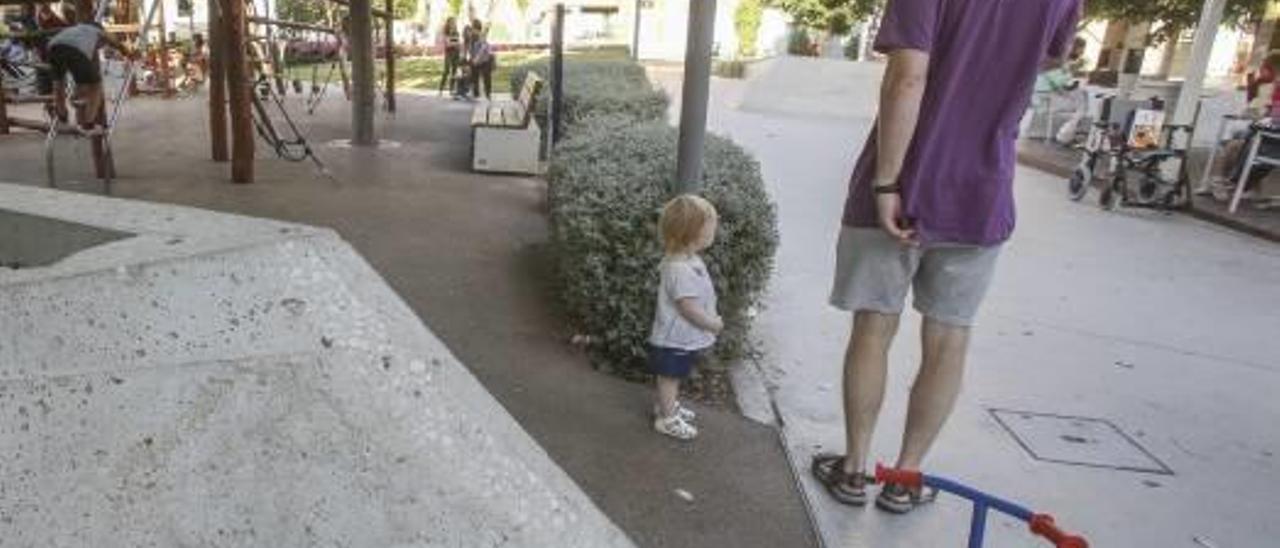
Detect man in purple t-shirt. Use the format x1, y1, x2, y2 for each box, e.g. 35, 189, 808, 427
811, 0, 1081, 513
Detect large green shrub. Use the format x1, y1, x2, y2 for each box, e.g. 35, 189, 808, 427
509, 59, 669, 138
548, 120, 779, 373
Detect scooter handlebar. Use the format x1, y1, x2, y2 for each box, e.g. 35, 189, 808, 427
873, 464, 923, 489
1029, 514, 1088, 548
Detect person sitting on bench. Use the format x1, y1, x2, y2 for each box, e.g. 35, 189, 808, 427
1205, 51, 1280, 202
46, 22, 135, 131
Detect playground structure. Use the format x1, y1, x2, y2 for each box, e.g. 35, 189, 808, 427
1, 0, 398, 187
0, 0, 136, 187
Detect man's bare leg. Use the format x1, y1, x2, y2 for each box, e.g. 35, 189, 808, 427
841, 311, 900, 475
896, 317, 970, 470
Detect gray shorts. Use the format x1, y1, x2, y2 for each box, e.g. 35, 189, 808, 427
829, 228, 1001, 327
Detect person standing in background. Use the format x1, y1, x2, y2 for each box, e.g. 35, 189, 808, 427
469, 20, 494, 101
437, 16, 460, 96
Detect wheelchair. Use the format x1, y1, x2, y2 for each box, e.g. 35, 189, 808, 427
1068, 95, 1192, 211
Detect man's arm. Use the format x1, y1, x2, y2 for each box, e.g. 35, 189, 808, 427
99, 32, 136, 58
874, 49, 930, 244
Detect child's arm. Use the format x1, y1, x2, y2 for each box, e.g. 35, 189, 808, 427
675, 298, 723, 335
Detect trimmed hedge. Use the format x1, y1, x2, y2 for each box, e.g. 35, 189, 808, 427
548, 119, 779, 373
509, 59, 669, 138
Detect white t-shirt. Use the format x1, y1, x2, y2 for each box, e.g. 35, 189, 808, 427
649, 255, 718, 351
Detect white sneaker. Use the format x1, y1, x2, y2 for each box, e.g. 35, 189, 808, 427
653, 401, 696, 423
654, 415, 698, 440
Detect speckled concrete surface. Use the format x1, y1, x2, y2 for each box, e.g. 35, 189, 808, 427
0, 184, 632, 547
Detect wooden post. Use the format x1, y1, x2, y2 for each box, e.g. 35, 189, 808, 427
349, 0, 376, 144
223, 0, 254, 182
208, 0, 228, 161
75, 0, 92, 22
384, 0, 395, 113
0, 70, 10, 135
157, 0, 173, 97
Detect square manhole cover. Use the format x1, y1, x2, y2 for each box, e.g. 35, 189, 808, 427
989, 409, 1173, 475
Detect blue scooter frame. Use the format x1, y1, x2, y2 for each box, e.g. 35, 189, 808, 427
874, 464, 1089, 548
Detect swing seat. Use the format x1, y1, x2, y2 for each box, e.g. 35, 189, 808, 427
471, 73, 543, 175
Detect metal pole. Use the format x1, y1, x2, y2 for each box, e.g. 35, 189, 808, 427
631, 0, 640, 59
349, 0, 376, 144
550, 3, 564, 144
675, 0, 715, 193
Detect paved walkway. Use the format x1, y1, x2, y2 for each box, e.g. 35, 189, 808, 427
656, 60, 1280, 547
0, 91, 817, 547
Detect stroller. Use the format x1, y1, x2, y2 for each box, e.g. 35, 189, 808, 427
1068, 94, 1192, 210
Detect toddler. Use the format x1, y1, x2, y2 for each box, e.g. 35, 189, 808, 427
649, 194, 723, 440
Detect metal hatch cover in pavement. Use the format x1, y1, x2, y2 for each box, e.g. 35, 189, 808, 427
989, 408, 1175, 475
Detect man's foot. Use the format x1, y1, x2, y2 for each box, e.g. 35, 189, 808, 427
875, 483, 938, 514
653, 415, 697, 441
810, 454, 868, 506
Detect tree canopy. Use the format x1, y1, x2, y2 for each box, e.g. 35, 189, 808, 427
1086, 0, 1272, 40
277, 0, 328, 25
769, 0, 881, 34
276, 0, 416, 24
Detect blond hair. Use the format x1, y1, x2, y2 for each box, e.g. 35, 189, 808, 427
659, 194, 718, 253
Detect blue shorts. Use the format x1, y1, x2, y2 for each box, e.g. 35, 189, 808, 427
648, 345, 700, 379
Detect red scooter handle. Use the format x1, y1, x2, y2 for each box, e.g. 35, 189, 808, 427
874, 463, 923, 489
1030, 514, 1089, 548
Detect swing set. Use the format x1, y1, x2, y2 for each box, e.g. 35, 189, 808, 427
210, 0, 397, 184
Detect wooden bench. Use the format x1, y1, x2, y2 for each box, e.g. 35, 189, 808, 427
471, 72, 543, 174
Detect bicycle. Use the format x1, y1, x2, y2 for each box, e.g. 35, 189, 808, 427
1068, 96, 1192, 211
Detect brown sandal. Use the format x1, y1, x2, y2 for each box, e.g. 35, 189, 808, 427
875, 482, 939, 514
810, 453, 869, 506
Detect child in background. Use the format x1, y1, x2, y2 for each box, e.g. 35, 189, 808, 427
46, 22, 136, 129
649, 195, 723, 441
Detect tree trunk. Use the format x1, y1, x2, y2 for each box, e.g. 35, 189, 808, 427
1155, 26, 1180, 80
1098, 20, 1128, 72
1119, 22, 1151, 98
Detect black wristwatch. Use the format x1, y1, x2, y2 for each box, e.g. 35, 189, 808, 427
873, 183, 902, 194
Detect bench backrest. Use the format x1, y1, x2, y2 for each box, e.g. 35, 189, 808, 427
516, 72, 544, 128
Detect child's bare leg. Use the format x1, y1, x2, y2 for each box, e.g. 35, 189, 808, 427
75, 83, 103, 129
52, 79, 69, 122
655, 375, 680, 418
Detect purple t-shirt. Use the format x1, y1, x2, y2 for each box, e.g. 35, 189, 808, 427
843, 0, 1081, 245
